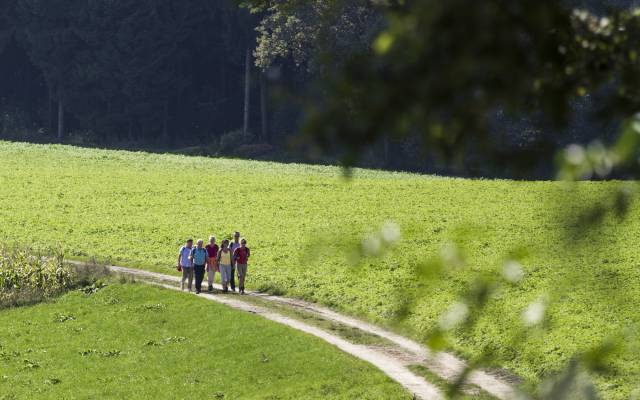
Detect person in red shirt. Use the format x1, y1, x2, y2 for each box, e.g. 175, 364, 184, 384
205, 236, 219, 292
233, 238, 251, 295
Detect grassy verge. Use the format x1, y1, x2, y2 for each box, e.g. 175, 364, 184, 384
407, 365, 494, 400
0, 141, 638, 397
233, 292, 392, 347
0, 283, 409, 399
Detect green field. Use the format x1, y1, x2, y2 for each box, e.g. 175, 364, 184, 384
1, 141, 638, 397
0, 283, 409, 399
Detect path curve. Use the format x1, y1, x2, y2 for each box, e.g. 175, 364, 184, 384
71, 261, 517, 399
155, 281, 442, 399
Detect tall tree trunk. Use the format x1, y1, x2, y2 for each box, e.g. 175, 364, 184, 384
128, 118, 134, 142
243, 47, 251, 137
57, 98, 64, 142
383, 136, 389, 167
163, 97, 170, 147
104, 99, 112, 145
221, 62, 227, 100
260, 72, 269, 143
219, 62, 228, 139
47, 87, 54, 133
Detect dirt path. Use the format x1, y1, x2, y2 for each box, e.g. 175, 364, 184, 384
72, 261, 518, 399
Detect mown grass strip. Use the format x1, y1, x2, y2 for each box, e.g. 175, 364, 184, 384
0, 283, 411, 399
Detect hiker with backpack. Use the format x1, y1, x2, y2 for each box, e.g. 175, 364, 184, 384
217, 239, 234, 293
228, 231, 241, 292
177, 238, 194, 292
205, 235, 219, 292
191, 239, 209, 294
233, 238, 250, 295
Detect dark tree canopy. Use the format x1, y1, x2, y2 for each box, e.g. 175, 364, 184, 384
2, 0, 256, 146
3, 0, 640, 177
297, 1, 640, 175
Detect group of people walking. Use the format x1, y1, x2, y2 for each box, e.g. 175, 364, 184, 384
177, 231, 250, 294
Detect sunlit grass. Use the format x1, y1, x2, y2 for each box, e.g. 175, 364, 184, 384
0, 141, 638, 397
0, 283, 409, 399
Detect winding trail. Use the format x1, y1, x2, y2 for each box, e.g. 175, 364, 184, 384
71, 261, 518, 399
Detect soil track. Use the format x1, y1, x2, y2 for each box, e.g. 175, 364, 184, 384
71, 261, 518, 399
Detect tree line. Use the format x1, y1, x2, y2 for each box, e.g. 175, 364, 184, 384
0, 0, 272, 147
0, 0, 636, 177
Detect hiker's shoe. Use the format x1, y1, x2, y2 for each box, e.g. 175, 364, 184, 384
208, 286, 213, 292
195, 291, 201, 294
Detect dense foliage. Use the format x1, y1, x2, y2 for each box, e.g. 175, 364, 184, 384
244, 0, 384, 71
241, 0, 640, 177
0, 245, 72, 307
1, 0, 260, 146
295, 1, 640, 175
6, 1, 640, 176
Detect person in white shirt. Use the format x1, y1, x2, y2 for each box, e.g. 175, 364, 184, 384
177, 238, 194, 291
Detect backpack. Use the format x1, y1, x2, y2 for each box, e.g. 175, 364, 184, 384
179, 246, 190, 262
191, 247, 207, 266
234, 246, 250, 262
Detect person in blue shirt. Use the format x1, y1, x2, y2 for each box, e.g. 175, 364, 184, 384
190, 239, 209, 294
177, 238, 194, 292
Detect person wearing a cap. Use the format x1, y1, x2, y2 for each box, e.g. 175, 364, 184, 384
228, 231, 241, 292
177, 238, 194, 292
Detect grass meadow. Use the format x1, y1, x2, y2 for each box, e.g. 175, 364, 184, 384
0, 283, 409, 399
1, 141, 639, 397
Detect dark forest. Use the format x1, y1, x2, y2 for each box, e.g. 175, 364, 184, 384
0, 0, 638, 177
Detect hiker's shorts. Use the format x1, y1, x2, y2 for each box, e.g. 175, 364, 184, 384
181, 267, 194, 282
219, 264, 232, 284
236, 263, 248, 279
